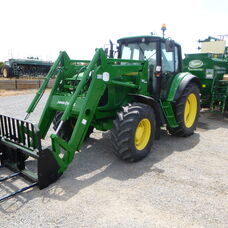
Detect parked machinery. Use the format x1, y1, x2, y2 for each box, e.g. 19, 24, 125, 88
183, 36, 228, 113
1, 57, 52, 78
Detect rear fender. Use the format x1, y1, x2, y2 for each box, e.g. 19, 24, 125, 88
167, 73, 201, 102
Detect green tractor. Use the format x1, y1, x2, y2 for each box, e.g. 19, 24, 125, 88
183, 36, 228, 113
0, 35, 200, 200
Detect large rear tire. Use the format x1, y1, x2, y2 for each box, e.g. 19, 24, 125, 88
2, 66, 11, 78
111, 103, 156, 162
168, 83, 200, 137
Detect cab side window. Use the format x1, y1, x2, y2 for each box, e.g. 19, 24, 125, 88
161, 43, 175, 72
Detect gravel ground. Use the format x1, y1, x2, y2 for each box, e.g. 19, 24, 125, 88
0, 92, 227, 228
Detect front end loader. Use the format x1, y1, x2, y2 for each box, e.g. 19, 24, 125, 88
0, 35, 200, 200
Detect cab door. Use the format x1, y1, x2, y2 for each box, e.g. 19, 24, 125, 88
159, 42, 182, 99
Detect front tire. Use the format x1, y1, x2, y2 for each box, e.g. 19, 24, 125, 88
111, 103, 156, 162
168, 83, 200, 136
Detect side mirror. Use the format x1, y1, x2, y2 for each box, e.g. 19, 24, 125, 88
109, 40, 114, 58
104, 48, 109, 55
165, 40, 175, 52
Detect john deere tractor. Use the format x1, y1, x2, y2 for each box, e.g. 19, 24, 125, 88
0, 35, 200, 200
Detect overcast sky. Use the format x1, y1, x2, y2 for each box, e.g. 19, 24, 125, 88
0, 0, 227, 61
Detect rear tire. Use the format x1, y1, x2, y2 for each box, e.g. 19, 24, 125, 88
111, 103, 156, 162
168, 83, 200, 137
2, 66, 11, 78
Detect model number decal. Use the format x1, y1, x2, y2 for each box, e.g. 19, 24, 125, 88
57, 101, 69, 105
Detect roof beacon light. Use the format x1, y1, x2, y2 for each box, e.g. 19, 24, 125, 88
161, 24, 166, 38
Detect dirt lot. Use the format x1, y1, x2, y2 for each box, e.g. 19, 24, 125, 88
0, 89, 38, 96
0, 93, 228, 228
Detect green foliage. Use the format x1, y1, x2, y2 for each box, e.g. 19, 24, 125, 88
0, 62, 3, 70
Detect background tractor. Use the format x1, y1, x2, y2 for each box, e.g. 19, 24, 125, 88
183, 36, 228, 113
0, 35, 200, 200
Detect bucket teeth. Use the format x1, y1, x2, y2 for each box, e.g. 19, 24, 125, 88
0, 181, 37, 202
0, 172, 20, 182
0, 166, 37, 202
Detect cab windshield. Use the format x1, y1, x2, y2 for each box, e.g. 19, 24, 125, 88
120, 42, 157, 65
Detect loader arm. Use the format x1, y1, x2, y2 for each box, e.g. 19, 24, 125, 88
50, 50, 108, 171
25, 51, 71, 119
43, 49, 145, 172
0, 49, 108, 189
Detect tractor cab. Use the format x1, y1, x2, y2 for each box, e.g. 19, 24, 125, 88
117, 36, 182, 74
117, 36, 182, 97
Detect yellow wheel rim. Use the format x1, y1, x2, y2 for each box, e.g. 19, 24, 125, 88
184, 93, 197, 128
134, 118, 151, 150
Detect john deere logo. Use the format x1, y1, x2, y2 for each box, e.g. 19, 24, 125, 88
189, 60, 203, 69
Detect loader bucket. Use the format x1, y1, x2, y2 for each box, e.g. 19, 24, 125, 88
0, 114, 62, 195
